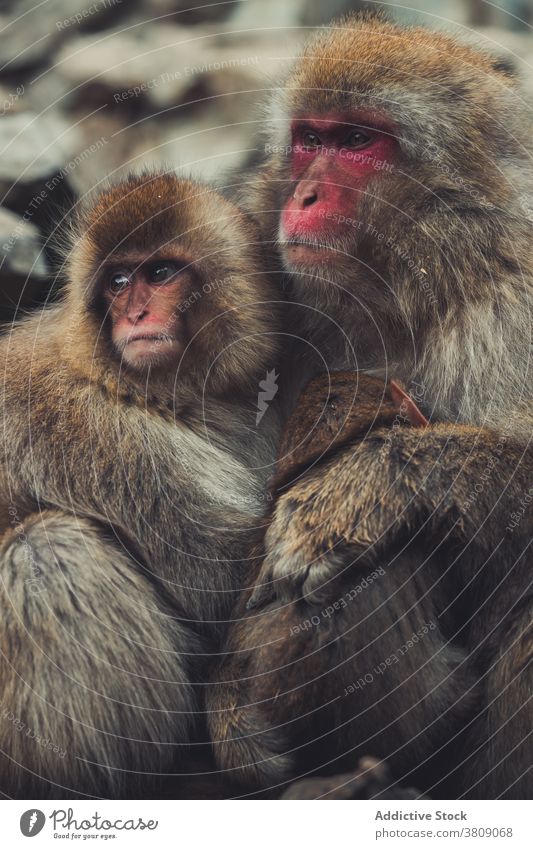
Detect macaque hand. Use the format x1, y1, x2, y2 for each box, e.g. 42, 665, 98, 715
247, 423, 519, 608
246, 437, 400, 607
247, 497, 355, 608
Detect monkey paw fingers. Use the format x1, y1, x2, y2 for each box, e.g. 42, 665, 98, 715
248, 543, 348, 608
299, 550, 351, 604
246, 538, 309, 608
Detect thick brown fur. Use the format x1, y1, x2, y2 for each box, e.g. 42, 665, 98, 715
208, 373, 531, 798
0, 172, 281, 798
244, 13, 533, 432
215, 15, 532, 798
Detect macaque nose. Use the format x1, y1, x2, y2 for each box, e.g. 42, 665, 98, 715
126, 280, 153, 324
293, 180, 320, 209
127, 306, 148, 323
126, 285, 151, 323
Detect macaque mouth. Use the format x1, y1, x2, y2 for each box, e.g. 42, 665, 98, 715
115, 330, 184, 360
285, 238, 337, 251
125, 333, 175, 344
282, 236, 346, 265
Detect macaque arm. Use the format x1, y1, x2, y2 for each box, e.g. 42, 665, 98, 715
3, 388, 251, 564
248, 423, 530, 605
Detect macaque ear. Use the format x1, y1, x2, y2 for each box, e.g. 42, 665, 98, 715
389, 380, 429, 428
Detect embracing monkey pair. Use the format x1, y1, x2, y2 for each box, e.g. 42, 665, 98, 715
0, 15, 531, 799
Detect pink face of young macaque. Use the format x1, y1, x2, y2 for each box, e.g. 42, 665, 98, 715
102, 258, 194, 371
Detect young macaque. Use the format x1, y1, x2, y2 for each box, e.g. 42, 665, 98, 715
0, 172, 281, 798
208, 371, 530, 798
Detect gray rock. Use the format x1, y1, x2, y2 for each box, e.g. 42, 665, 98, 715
0, 0, 127, 73
0, 205, 49, 316
139, 0, 235, 25
53, 25, 206, 109
149, 112, 255, 182
0, 206, 48, 277
0, 82, 27, 117
0, 112, 80, 214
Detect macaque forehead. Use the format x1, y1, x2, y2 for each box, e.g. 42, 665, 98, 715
284, 17, 513, 119
97, 248, 195, 272
80, 175, 257, 270
81, 174, 227, 264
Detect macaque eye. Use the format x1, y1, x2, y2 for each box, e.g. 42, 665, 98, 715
147, 261, 182, 285
108, 271, 131, 295
344, 129, 371, 148
301, 131, 322, 149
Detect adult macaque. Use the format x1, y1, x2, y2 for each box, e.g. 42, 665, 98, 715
246, 13, 532, 430
0, 172, 280, 798
216, 14, 533, 798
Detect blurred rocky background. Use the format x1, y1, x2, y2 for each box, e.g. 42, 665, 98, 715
0, 0, 532, 319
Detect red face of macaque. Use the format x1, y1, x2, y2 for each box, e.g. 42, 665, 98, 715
280, 113, 397, 267
102, 257, 192, 371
